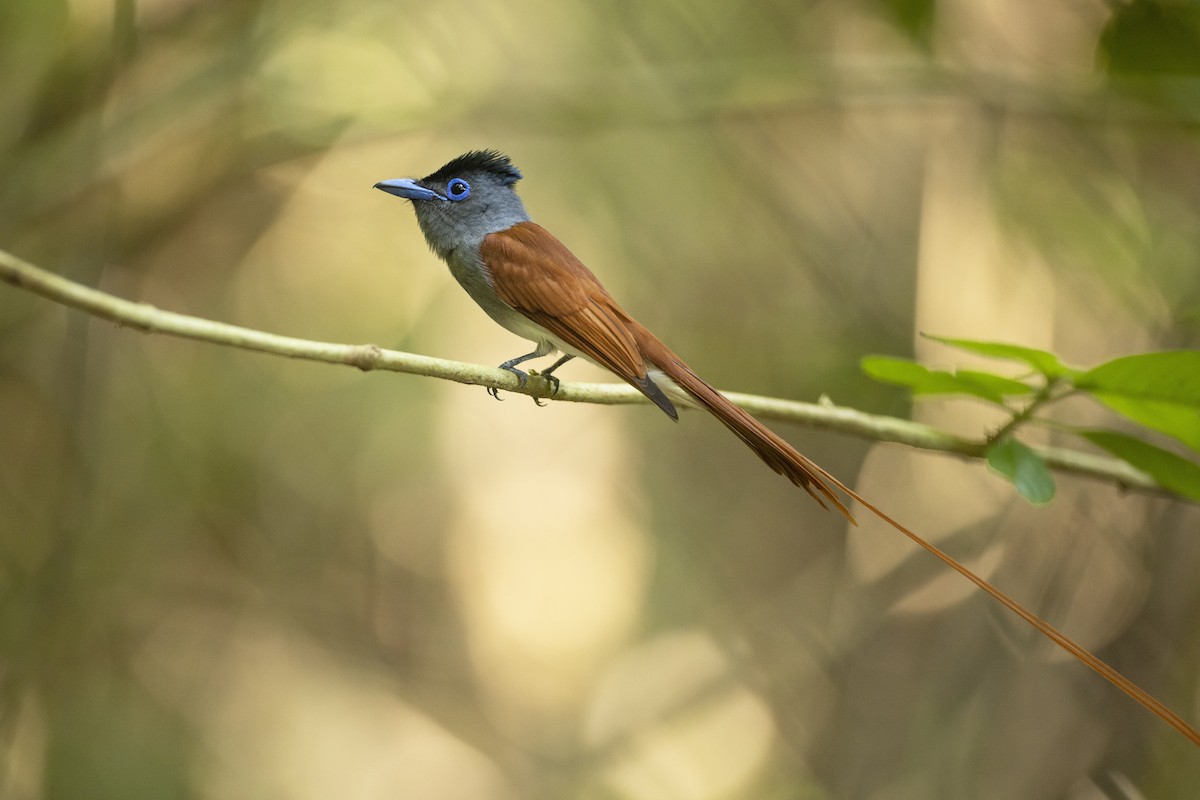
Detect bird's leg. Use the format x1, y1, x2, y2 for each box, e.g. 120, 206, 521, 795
490, 345, 552, 400
537, 354, 575, 396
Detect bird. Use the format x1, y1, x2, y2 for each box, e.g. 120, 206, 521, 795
374, 149, 854, 520
374, 150, 1198, 745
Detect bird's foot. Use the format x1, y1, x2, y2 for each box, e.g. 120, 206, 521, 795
488, 364, 530, 401
524, 370, 561, 407
532, 370, 561, 395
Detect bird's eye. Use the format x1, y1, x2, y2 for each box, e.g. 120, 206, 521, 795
446, 179, 471, 201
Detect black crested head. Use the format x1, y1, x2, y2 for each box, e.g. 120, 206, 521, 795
424, 150, 522, 187
386, 150, 531, 258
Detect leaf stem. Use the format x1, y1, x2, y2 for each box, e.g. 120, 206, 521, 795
986, 377, 1068, 445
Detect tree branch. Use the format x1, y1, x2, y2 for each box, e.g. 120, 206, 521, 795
0, 247, 1174, 499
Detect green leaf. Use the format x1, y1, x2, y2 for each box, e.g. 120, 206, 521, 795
986, 438, 1056, 504
861, 356, 1033, 405
922, 334, 1066, 377
1076, 352, 1200, 454
910, 372, 1006, 403
1090, 394, 1200, 454
1078, 430, 1200, 502
1077, 351, 1200, 405
955, 370, 1036, 398
862, 356, 1000, 403
861, 356, 933, 387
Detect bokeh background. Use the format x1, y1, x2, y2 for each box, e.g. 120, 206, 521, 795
3, 0, 1200, 797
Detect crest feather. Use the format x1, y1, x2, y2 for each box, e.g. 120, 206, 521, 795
424, 150, 522, 186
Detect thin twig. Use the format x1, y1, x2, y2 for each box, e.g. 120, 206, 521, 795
0, 247, 1175, 499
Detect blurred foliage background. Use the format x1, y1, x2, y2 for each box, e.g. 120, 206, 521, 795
3, 0, 1200, 797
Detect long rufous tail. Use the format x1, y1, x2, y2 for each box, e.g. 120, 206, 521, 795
631, 324, 1200, 747
652, 345, 855, 521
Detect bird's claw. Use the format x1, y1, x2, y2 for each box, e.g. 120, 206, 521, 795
528, 370, 560, 407
489, 359, 562, 407
489, 365, 530, 402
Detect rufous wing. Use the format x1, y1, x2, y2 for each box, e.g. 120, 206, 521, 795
481, 222, 677, 418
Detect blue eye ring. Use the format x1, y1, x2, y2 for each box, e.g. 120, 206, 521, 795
446, 178, 470, 201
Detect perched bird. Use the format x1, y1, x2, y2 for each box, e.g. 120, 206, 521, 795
374, 150, 853, 519
374, 150, 1198, 745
